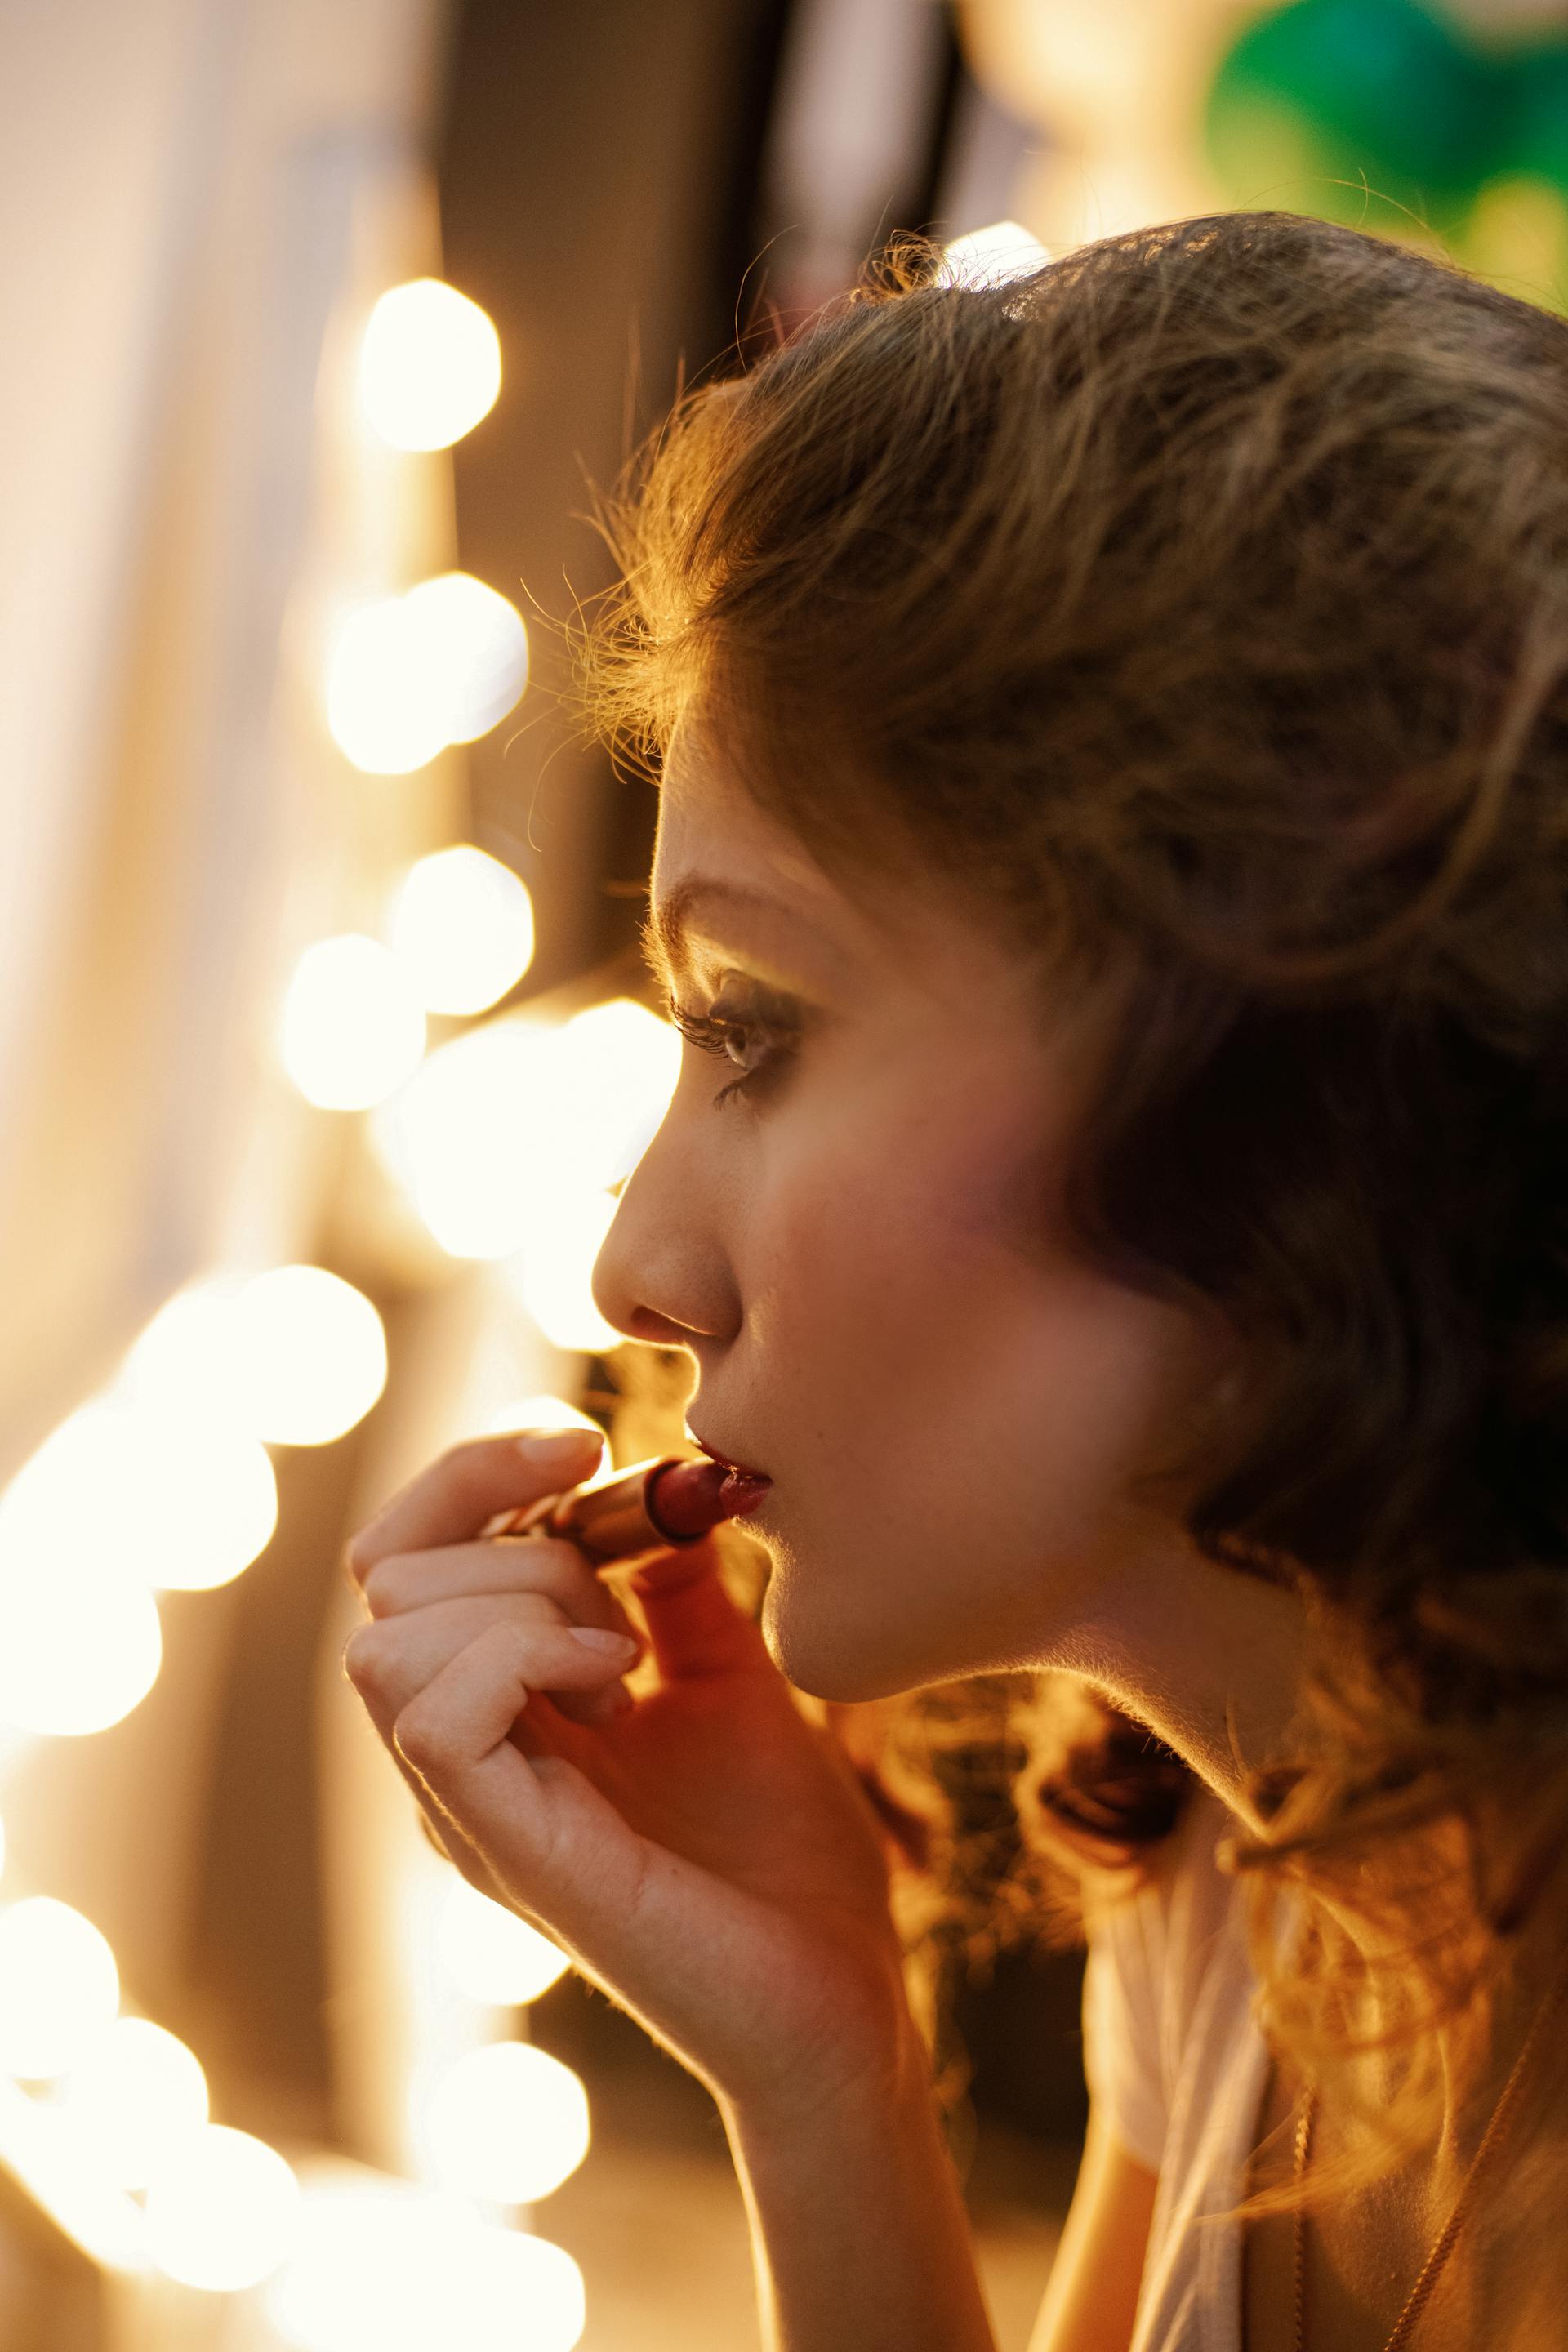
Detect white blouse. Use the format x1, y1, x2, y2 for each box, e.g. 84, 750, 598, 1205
1080, 1786, 1276, 2352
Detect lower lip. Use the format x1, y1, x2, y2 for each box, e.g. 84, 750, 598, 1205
717, 1468, 772, 1517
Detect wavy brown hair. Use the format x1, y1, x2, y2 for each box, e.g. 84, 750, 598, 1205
577, 210, 1568, 2203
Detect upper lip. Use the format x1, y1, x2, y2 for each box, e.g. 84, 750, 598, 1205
684, 1425, 770, 1480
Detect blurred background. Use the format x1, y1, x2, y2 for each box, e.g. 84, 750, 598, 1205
1, 1, 1564, 2346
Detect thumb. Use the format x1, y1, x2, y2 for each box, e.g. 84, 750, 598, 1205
630, 1535, 773, 1682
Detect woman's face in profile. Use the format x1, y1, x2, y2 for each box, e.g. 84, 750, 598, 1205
592, 729, 1239, 1701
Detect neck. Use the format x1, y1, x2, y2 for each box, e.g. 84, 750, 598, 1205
1049, 1537, 1568, 2180
1052, 1531, 1308, 1838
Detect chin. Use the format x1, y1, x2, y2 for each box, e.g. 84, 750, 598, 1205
759, 1569, 927, 1705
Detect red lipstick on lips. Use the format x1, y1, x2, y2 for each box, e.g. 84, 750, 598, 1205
478, 1452, 771, 1573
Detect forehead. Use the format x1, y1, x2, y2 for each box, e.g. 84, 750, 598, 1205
644, 724, 1062, 1030
652, 737, 841, 907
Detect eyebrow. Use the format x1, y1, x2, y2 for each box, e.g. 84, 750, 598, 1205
637, 877, 834, 994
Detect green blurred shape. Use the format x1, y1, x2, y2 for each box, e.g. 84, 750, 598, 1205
1506, 43, 1568, 198
1205, 0, 1507, 234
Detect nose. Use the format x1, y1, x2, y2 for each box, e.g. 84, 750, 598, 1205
590, 1113, 738, 1349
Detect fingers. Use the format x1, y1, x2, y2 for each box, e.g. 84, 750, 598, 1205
630, 1535, 773, 1682
385, 1622, 649, 1922
361, 1535, 644, 1653
345, 1426, 605, 1587
346, 1610, 639, 1740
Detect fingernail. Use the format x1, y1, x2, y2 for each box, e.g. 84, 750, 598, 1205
518, 1427, 603, 1468
569, 1627, 639, 1654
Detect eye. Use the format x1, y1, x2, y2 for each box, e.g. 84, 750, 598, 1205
663, 987, 801, 1109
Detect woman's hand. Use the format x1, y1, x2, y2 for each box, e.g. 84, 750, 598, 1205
341, 1426, 919, 2121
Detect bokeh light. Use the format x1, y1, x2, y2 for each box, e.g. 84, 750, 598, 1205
211, 1265, 387, 1446
325, 599, 452, 776
369, 1020, 561, 1260
0, 1544, 162, 1739
268, 2168, 585, 2352
369, 1000, 677, 1309
0, 1901, 119, 2080
359, 278, 501, 452
436, 1877, 572, 2007
506, 1185, 623, 1355
385, 844, 535, 1017
549, 998, 682, 1193
114, 1267, 387, 1450
474, 1394, 604, 1443
54, 2017, 208, 2190
143, 2123, 301, 2292
421, 2041, 590, 2204
401, 573, 528, 745
280, 934, 429, 1111
3, 1394, 277, 1594
324, 577, 527, 777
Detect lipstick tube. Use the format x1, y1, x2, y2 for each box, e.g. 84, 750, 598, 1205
478, 1453, 770, 1573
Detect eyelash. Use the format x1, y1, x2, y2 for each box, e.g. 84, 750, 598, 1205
662, 991, 801, 1108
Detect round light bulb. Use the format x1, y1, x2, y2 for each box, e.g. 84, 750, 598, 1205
401, 573, 528, 746
281, 934, 428, 1111
507, 1185, 623, 1354
0, 1900, 119, 2079
56, 2016, 207, 2189
269, 2173, 583, 2352
359, 279, 501, 452
325, 598, 452, 776
221, 1266, 387, 1447
437, 1878, 572, 2007
144, 2123, 301, 2292
550, 998, 681, 1192
0, 1481, 162, 1736
385, 844, 535, 1018
369, 1020, 563, 1261
11, 1395, 276, 1593
421, 2041, 590, 2203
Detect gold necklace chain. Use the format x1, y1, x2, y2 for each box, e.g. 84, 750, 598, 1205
1290, 1940, 1568, 2352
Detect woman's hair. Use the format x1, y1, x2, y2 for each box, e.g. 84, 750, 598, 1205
578, 210, 1568, 2203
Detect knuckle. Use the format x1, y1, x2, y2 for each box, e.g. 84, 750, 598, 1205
360, 1557, 407, 1618
343, 1528, 379, 1584
342, 1621, 391, 1699
394, 1695, 457, 1778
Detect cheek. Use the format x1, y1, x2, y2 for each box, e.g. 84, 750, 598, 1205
746, 1084, 1210, 1606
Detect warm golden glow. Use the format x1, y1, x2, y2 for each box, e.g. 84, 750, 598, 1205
200, 1265, 387, 1447
420, 2041, 590, 2204
325, 576, 528, 776
280, 933, 428, 1111
268, 2163, 586, 2352
0, 1901, 119, 2080
15, 1394, 277, 1594
552, 998, 682, 1193
436, 1877, 572, 2007
473, 1392, 603, 1444
0, 1515, 163, 1737
370, 997, 677, 1279
370, 1020, 561, 1259
54, 2018, 208, 2192
143, 2123, 301, 2292
505, 1185, 623, 1355
325, 596, 452, 775
401, 573, 528, 745
114, 1267, 385, 1454
359, 279, 501, 452
385, 844, 535, 1017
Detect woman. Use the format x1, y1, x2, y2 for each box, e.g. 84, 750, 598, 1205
342, 211, 1568, 2350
